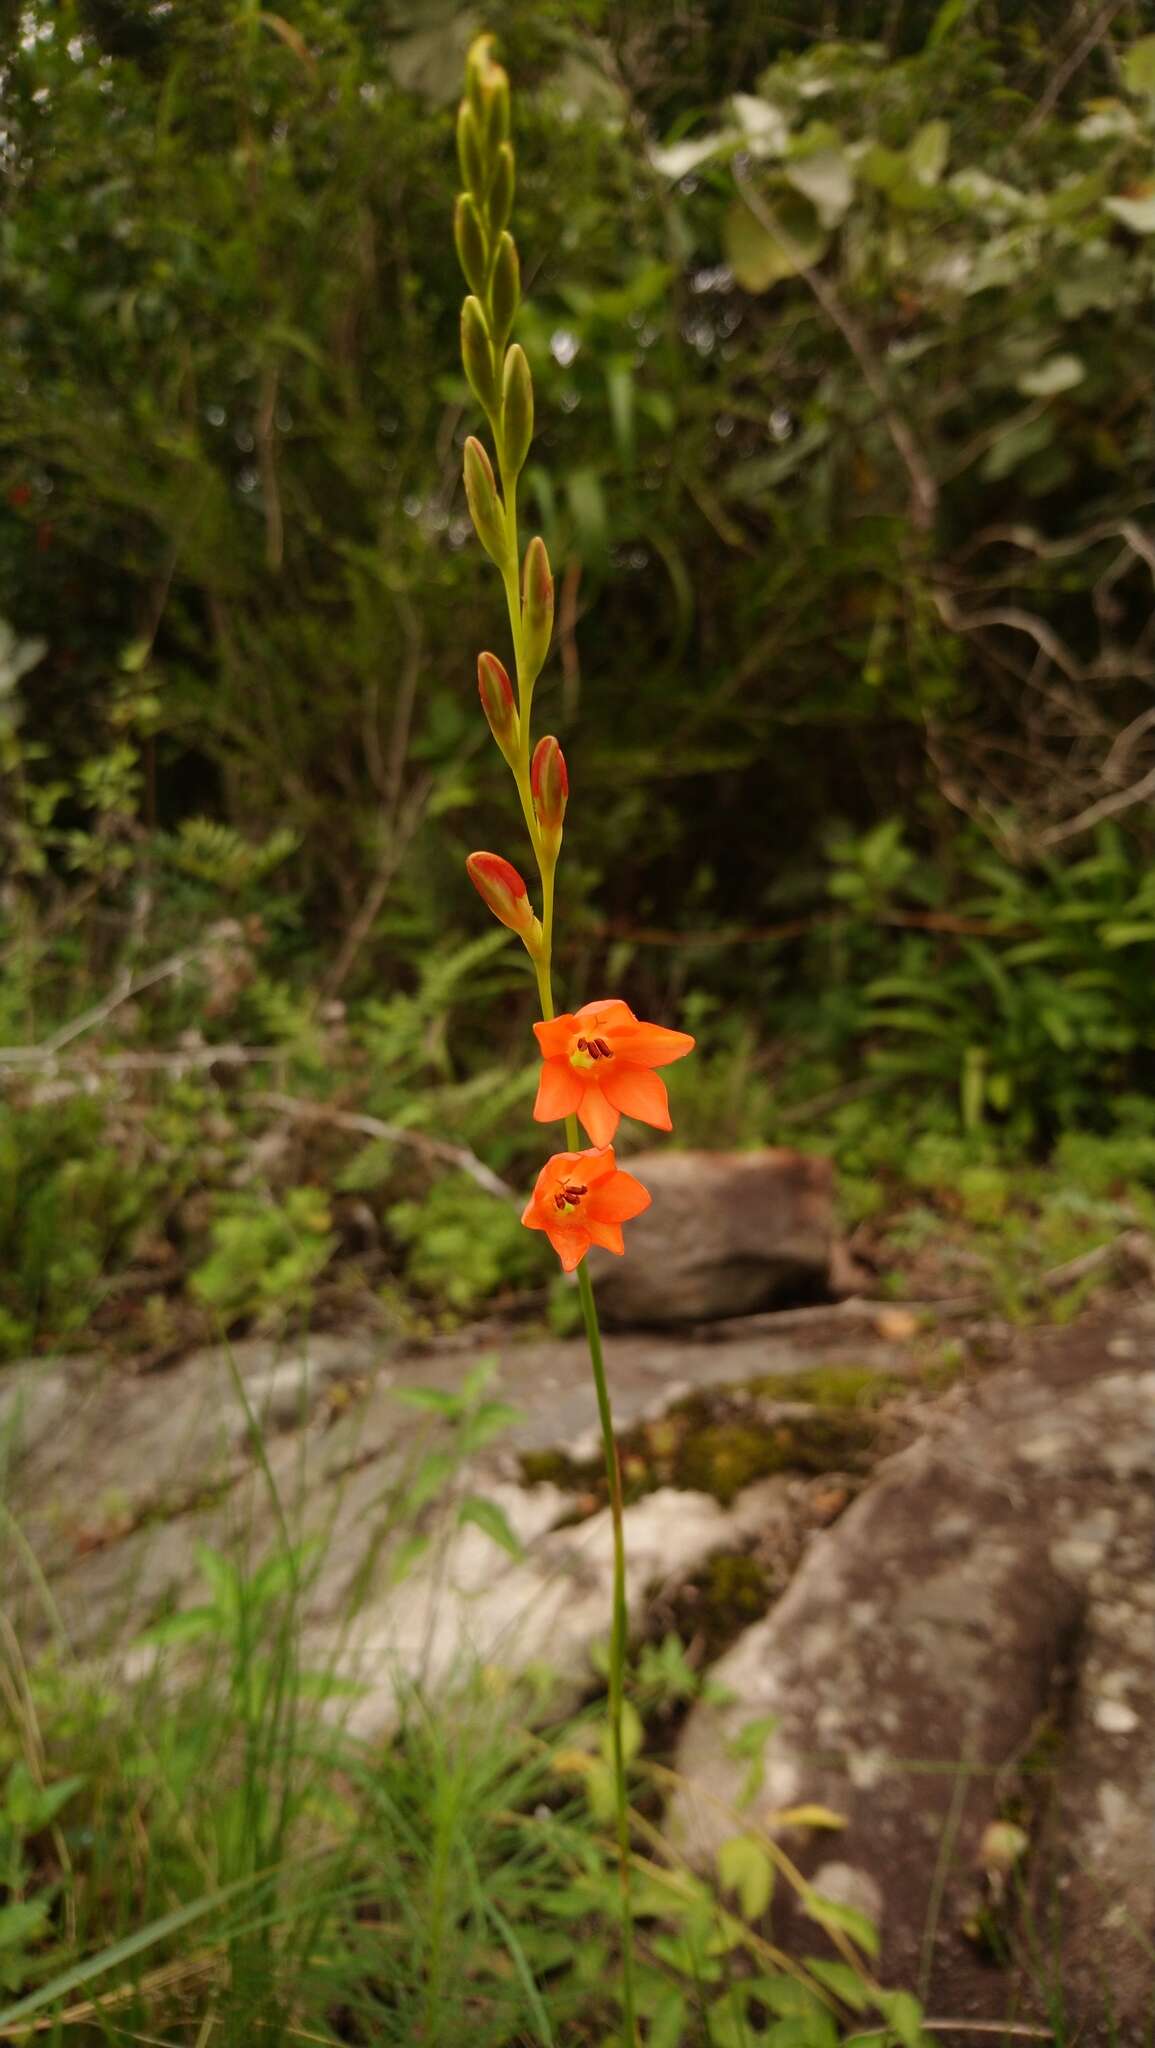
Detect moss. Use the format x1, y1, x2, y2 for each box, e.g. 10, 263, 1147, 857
662, 1549, 774, 1664
672, 1397, 876, 1506
519, 1447, 585, 1489
754, 1363, 906, 1410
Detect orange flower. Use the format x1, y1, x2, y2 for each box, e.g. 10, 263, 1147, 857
521, 1145, 651, 1271
532, 999, 695, 1146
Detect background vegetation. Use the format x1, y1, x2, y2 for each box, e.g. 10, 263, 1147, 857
3, 0, 1155, 1349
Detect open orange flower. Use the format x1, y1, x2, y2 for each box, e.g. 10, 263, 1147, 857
521, 1145, 651, 1272
533, 998, 695, 1147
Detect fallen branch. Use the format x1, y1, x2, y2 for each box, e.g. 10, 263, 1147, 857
251, 1090, 515, 1201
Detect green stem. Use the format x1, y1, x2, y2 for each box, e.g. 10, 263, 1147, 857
492, 403, 636, 2047
576, 1258, 638, 2048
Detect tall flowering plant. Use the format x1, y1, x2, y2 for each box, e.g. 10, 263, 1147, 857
451, 36, 693, 2042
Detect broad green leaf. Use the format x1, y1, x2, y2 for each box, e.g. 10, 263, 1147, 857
1105, 191, 1155, 234
875, 1988, 929, 2048
908, 120, 949, 187
731, 93, 790, 156
716, 1831, 775, 1919
0, 1899, 49, 1952
1017, 354, 1084, 398
724, 192, 828, 291
785, 148, 855, 229
456, 1494, 523, 1559
1122, 36, 1155, 96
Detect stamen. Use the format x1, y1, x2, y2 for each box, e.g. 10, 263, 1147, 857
553, 1181, 588, 1211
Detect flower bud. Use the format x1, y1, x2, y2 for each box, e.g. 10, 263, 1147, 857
500, 344, 533, 479
489, 231, 520, 350
487, 142, 514, 236
460, 295, 499, 416
463, 436, 507, 568
477, 651, 518, 756
465, 33, 498, 119
456, 101, 484, 199
466, 851, 543, 956
531, 735, 568, 844
521, 535, 554, 681
453, 193, 489, 299
485, 72, 510, 151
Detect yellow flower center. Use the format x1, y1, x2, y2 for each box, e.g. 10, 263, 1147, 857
570, 1033, 613, 1071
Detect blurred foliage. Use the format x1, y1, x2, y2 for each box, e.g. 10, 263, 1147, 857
3, 0, 1155, 1345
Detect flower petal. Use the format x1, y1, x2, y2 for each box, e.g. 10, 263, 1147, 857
585, 1218, 625, 1255
578, 1085, 620, 1147
599, 1063, 671, 1129
587, 1167, 652, 1224
544, 1221, 591, 1272
533, 1014, 578, 1060
574, 998, 637, 1034
609, 1023, 695, 1070
522, 1198, 545, 1229
533, 1059, 583, 1123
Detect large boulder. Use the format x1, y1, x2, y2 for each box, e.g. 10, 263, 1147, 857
668, 1318, 1155, 2041
588, 1148, 835, 1325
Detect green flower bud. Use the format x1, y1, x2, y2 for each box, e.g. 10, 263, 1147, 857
456, 101, 484, 199
489, 232, 520, 351
484, 71, 510, 151
460, 295, 499, 416
521, 535, 554, 681
465, 34, 498, 121
487, 143, 515, 237
453, 194, 489, 299
500, 344, 533, 479
463, 436, 507, 567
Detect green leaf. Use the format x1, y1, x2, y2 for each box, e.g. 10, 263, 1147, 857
1017, 354, 1084, 398
1105, 191, 1155, 234
456, 1494, 523, 1559
805, 1958, 871, 2012
4, 1765, 84, 1835
724, 192, 828, 292
980, 413, 1053, 481
1122, 36, 1155, 96
0, 1899, 49, 1952
785, 149, 854, 229
875, 1989, 929, 2048
928, 0, 975, 44
716, 1832, 775, 1919
803, 1889, 880, 1958
649, 1988, 689, 2048
908, 120, 949, 188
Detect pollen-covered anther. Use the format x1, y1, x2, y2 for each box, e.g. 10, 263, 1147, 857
553, 1182, 587, 1211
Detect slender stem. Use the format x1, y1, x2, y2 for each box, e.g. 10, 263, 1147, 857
576, 1259, 638, 2048
492, 401, 637, 2048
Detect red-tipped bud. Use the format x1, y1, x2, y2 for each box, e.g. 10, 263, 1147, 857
521, 535, 554, 681
531, 734, 568, 838
466, 852, 542, 957
477, 651, 518, 755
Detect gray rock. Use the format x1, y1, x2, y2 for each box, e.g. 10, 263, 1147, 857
669, 1332, 1155, 2041
588, 1148, 835, 1325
